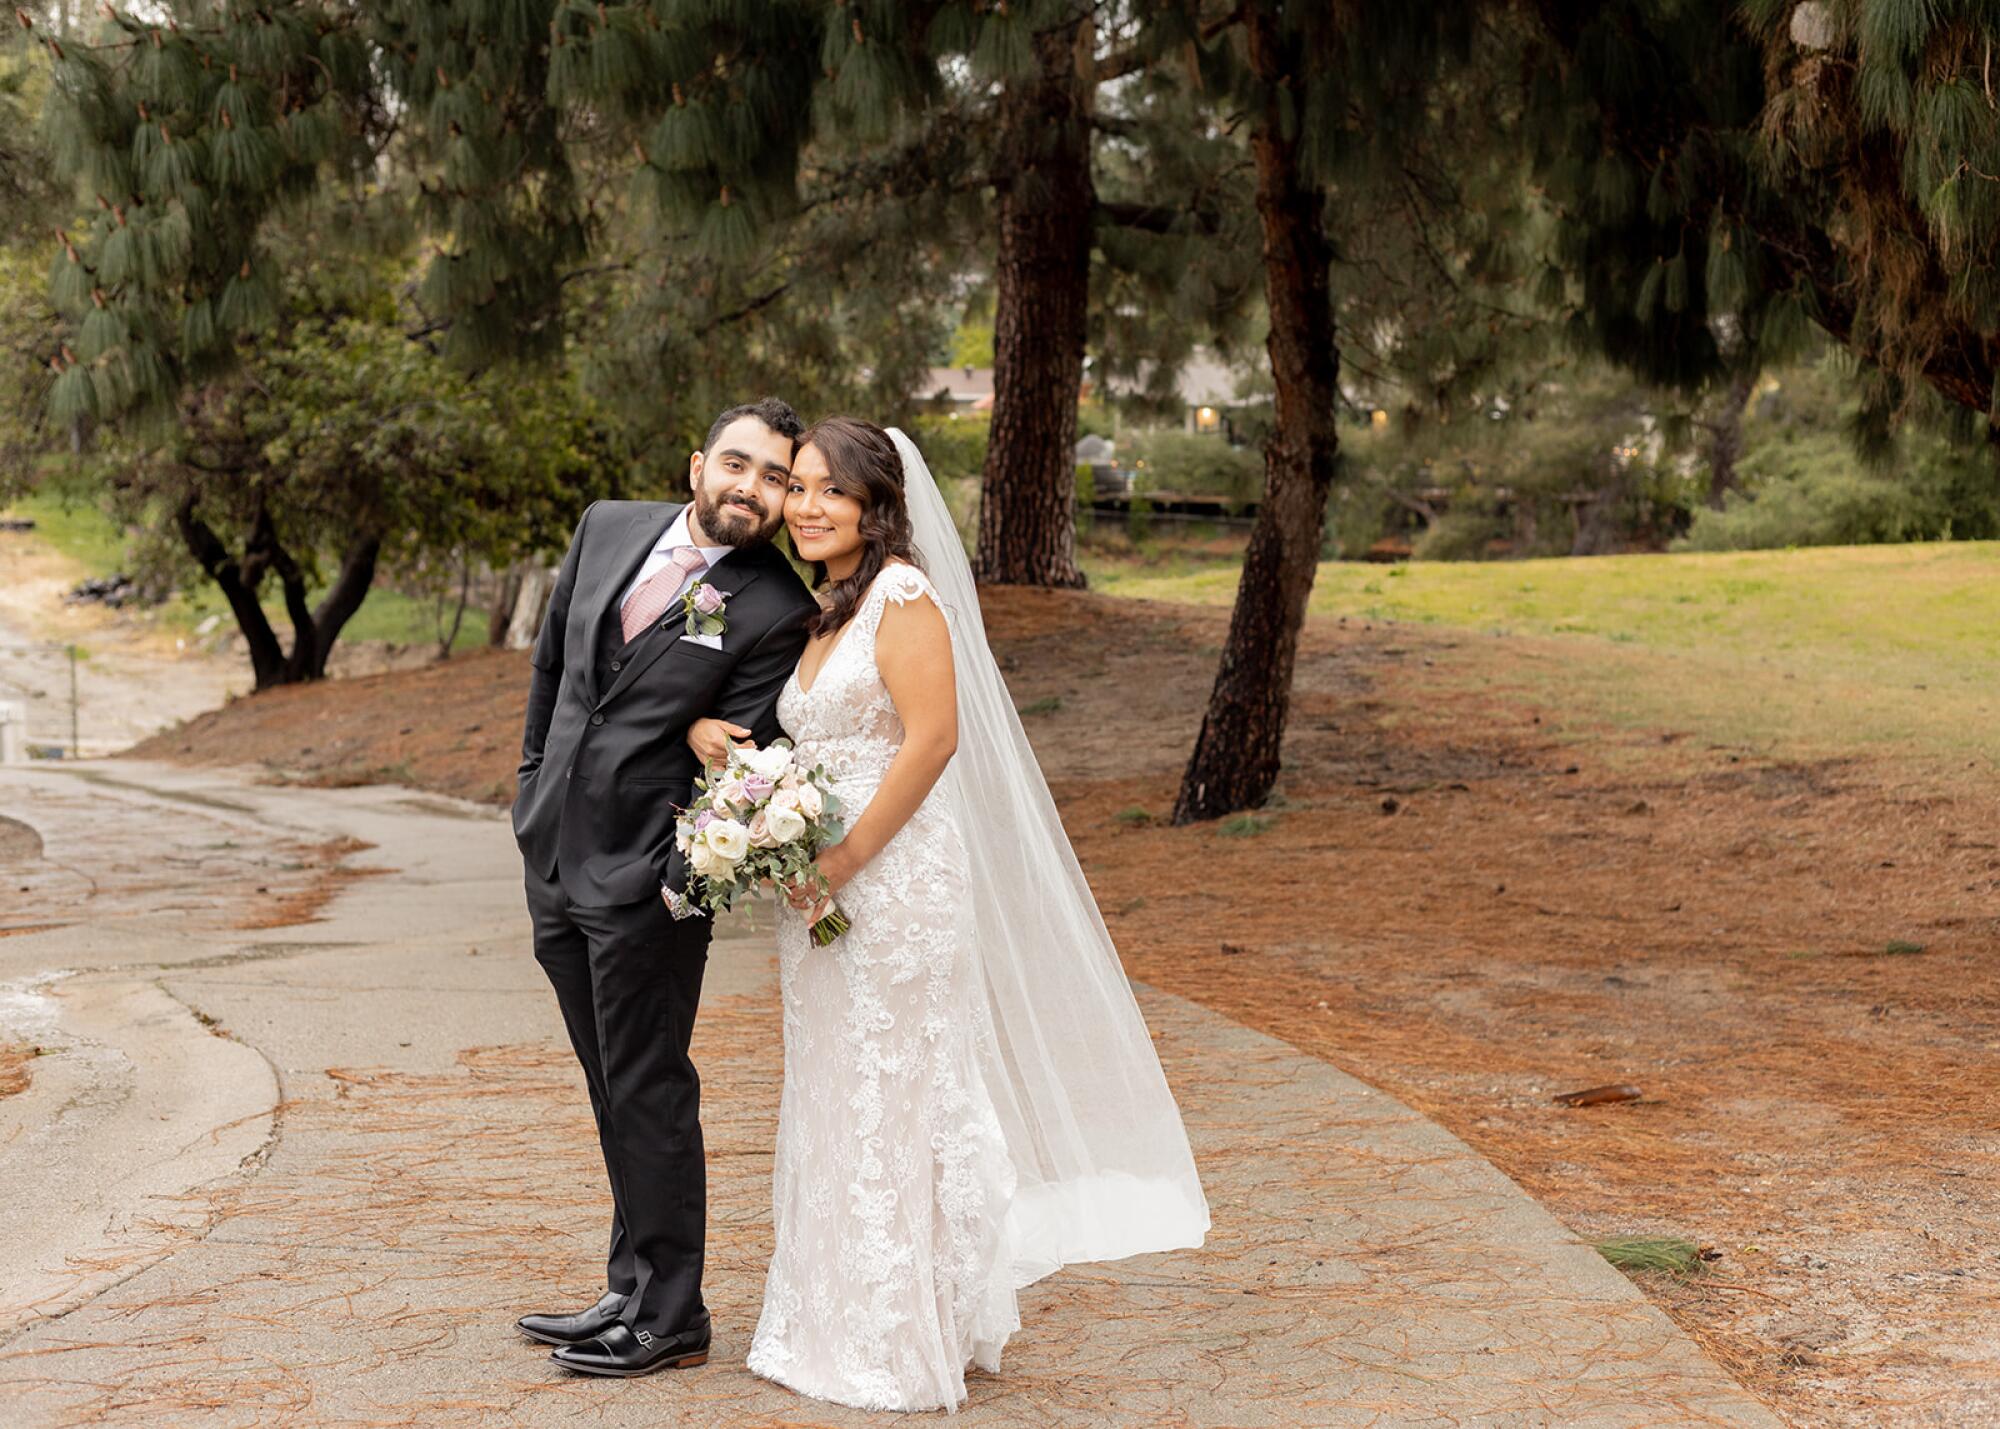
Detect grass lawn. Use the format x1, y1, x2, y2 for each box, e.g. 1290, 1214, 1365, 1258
2, 488, 489, 652
4, 489, 131, 574
1085, 541, 2000, 769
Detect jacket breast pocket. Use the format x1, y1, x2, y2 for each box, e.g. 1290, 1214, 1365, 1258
667, 640, 732, 668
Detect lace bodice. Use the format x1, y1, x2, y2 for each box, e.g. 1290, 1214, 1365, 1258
749, 560, 1020, 1412
776, 562, 942, 795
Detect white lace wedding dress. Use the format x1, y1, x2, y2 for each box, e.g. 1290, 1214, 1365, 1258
744, 562, 1022, 1413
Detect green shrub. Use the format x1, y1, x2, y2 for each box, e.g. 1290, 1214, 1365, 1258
1679, 430, 2000, 551
1127, 430, 1263, 509
1414, 508, 1506, 561
907, 413, 990, 484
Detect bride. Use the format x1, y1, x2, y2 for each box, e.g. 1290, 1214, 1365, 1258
686, 416, 1209, 1413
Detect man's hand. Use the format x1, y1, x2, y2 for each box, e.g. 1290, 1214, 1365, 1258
687, 717, 754, 771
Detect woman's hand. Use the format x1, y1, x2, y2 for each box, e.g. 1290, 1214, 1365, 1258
784, 846, 857, 923
686, 717, 754, 771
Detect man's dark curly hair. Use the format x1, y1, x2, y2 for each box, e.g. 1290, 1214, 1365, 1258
703, 397, 803, 453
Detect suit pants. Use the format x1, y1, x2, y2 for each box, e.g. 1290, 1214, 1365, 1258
525, 862, 712, 1337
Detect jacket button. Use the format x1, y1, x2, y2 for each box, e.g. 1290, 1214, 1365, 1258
609, 660, 622, 672
590, 713, 605, 726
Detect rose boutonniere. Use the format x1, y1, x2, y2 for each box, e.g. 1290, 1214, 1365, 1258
680, 578, 729, 638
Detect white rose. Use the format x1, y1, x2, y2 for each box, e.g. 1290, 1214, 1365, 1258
689, 840, 729, 880
795, 781, 823, 820
763, 802, 808, 845
747, 808, 782, 849
743, 745, 794, 781
705, 818, 750, 862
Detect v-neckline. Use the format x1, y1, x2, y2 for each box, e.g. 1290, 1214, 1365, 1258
793, 617, 857, 697
792, 562, 908, 696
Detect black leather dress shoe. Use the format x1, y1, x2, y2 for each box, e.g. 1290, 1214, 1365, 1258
550, 1312, 712, 1377
516, 1291, 629, 1346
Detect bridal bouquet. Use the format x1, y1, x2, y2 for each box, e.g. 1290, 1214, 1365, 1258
667, 739, 850, 946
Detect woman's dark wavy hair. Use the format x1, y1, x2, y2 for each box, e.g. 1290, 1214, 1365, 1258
795, 415, 923, 637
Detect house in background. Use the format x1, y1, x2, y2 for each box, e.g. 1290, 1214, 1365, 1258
914, 349, 1261, 433
914, 366, 994, 413
1096, 348, 1263, 437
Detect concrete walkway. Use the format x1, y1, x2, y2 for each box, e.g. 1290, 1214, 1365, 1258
0, 760, 1779, 1426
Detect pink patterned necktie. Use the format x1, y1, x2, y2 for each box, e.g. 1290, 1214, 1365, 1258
620, 545, 708, 643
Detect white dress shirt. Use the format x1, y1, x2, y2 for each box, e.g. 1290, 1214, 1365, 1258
619, 506, 729, 610
629, 506, 732, 902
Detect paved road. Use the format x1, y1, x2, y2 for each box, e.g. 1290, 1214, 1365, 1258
0, 760, 1779, 1426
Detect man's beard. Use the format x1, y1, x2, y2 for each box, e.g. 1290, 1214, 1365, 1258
694, 485, 781, 547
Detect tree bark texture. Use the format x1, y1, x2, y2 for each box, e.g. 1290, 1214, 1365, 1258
974, 18, 1092, 589
174, 496, 380, 689
1705, 368, 1756, 511
1173, 2, 1342, 824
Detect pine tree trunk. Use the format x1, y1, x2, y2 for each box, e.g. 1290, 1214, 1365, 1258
1172, 3, 1341, 825
974, 18, 1092, 589
1706, 368, 1756, 511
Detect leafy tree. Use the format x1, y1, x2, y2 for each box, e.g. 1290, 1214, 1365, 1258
17, 1, 884, 683
1680, 352, 2000, 549
104, 301, 624, 688
3, 8, 71, 482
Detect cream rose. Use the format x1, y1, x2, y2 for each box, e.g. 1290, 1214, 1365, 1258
795, 780, 823, 820
689, 839, 730, 880
747, 808, 782, 849
705, 818, 750, 863
763, 802, 808, 845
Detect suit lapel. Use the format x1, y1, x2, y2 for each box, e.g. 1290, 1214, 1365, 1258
580, 503, 678, 699
596, 544, 769, 708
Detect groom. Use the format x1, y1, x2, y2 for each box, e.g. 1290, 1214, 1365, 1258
511, 397, 816, 1376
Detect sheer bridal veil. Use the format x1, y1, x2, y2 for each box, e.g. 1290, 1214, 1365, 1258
886, 426, 1211, 1287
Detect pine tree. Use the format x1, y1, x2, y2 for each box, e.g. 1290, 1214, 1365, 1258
23, 1, 831, 414
1163, 1, 1479, 822
27, 3, 371, 426
796, 2, 1266, 586
20, 2, 834, 684
797, 1, 1102, 586
1523, 0, 2000, 438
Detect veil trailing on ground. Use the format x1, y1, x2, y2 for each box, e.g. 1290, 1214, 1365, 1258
886, 426, 1211, 1287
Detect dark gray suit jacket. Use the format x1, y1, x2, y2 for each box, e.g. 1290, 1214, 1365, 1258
511, 499, 816, 907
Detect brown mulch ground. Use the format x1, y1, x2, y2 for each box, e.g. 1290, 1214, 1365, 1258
129, 587, 2000, 1427
227, 836, 388, 931
0, 1044, 35, 1099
